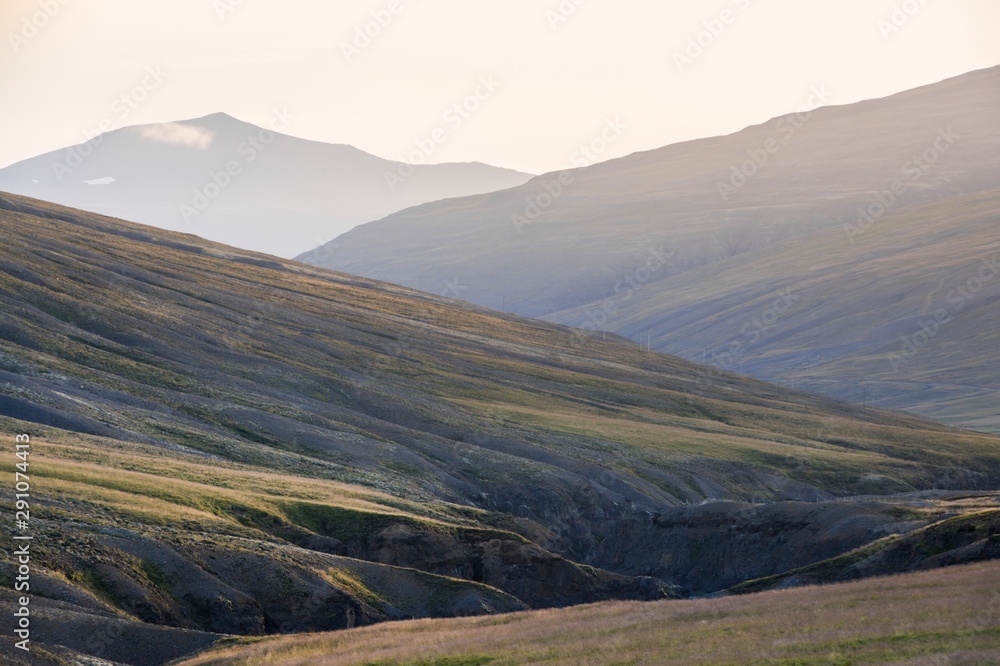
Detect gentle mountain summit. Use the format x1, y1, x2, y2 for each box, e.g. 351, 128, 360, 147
0, 112, 533, 258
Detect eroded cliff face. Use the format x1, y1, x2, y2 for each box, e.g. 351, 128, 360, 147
588, 501, 926, 594
728, 507, 1000, 594
334, 495, 935, 597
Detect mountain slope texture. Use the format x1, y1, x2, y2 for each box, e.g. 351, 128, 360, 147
300, 66, 1000, 431
1, 194, 999, 664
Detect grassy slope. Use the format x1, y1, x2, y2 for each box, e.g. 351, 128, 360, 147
180, 561, 1000, 666
551, 188, 1000, 432
1, 193, 998, 506
0, 422, 529, 624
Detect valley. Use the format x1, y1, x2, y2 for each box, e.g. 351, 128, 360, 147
3, 4, 998, 664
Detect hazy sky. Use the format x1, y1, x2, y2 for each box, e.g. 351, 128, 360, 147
1, 0, 997, 174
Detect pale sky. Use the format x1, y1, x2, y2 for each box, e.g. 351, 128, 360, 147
1, 0, 997, 174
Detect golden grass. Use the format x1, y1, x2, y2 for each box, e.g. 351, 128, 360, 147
180, 561, 1000, 665
452, 397, 935, 490
0, 433, 480, 539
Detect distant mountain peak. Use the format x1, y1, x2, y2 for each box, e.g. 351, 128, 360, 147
133, 112, 262, 137
192, 111, 241, 122
0, 112, 535, 258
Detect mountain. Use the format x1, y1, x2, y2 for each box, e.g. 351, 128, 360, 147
0, 113, 533, 258
2, 193, 1000, 664
299, 66, 1000, 431
552, 188, 1000, 432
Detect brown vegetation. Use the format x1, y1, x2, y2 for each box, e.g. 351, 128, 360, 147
181, 561, 1000, 665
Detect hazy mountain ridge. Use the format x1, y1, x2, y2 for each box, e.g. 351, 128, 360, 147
0, 112, 534, 258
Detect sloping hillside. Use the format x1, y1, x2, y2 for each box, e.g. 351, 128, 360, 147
298, 66, 1000, 429
303, 67, 999, 314
550, 188, 1000, 431
2, 193, 1000, 663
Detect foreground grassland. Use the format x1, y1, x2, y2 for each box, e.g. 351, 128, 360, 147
0, 426, 532, 615
182, 561, 1000, 665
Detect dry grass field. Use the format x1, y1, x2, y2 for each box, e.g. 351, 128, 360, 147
181, 561, 1000, 666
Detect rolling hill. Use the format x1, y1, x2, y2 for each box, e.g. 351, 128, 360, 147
1, 193, 999, 663
0, 113, 533, 258
299, 66, 1000, 431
